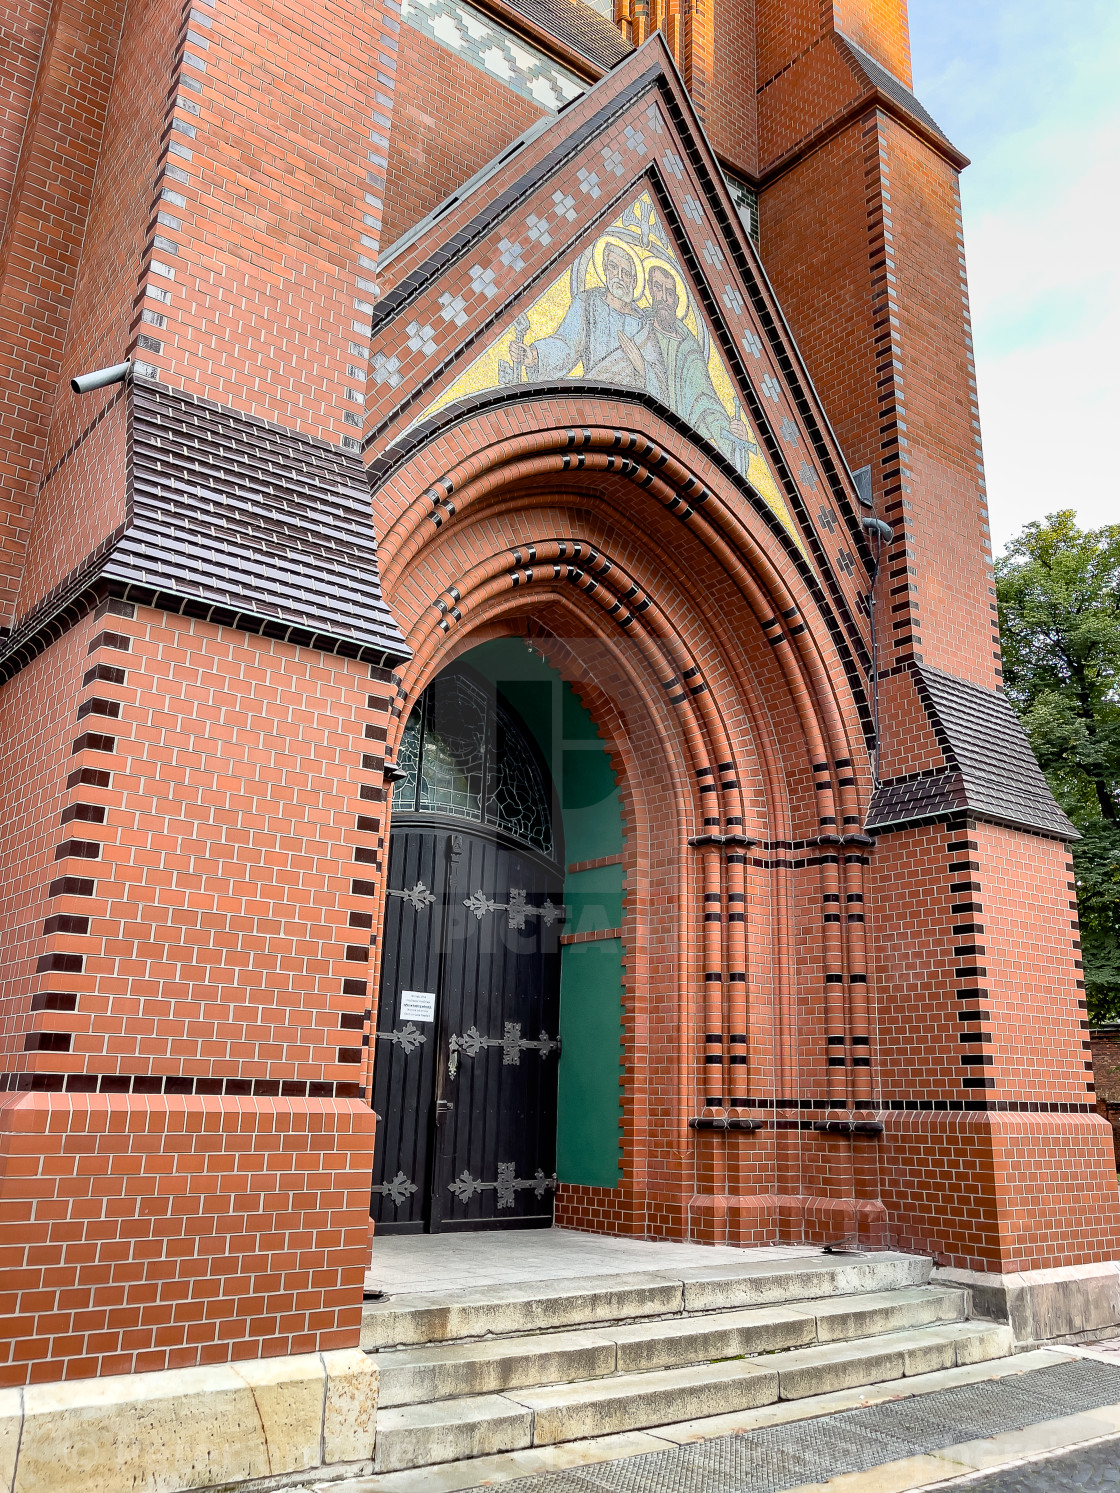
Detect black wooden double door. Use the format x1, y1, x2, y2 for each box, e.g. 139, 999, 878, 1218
370, 815, 564, 1232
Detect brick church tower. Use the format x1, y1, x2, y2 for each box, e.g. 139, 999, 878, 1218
1, 0, 1117, 1427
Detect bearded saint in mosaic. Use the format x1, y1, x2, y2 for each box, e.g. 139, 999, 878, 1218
509, 245, 759, 474
508, 240, 647, 388
631, 263, 760, 473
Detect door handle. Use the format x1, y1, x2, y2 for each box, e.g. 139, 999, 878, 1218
435, 1099, 454, 1121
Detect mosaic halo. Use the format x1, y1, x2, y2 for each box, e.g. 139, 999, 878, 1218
404, 191, 804, 550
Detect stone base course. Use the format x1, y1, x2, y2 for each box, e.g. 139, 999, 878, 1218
0, 1349, 376, 1493
933, 1261, 1120, 1349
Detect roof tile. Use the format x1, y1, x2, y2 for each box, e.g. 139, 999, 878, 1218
501, 0, 630, 70
867, 664, 1077, 840
113, 381, 408, 662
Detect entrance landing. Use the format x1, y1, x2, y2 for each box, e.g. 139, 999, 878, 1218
365, 1228, 821, 1297
353, 1242, 1033, 1487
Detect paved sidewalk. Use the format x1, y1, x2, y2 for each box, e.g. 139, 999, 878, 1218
945, 1438, 1120, 1490
463, 1359, 1120, 1493
365, 1228, 820, 1296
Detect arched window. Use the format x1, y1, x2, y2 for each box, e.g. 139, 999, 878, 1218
394, 667, 555, 858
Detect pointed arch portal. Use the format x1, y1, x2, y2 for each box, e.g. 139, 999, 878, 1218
361, 384, 892, 1246
370, 643, 626, 1232
353, 30, 913, 1248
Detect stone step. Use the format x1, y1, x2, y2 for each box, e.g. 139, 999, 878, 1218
359, 1348, 1072, 1493
370, 1317, 1012, 1472
374, 1393, 534, 1474
361, 1250, 932, 1350
375, 1285, 969, 1406
377, 1328, 616, 1410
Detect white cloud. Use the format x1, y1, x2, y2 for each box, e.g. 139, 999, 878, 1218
908, 0, 1120, 550
966, 122, 1120, 548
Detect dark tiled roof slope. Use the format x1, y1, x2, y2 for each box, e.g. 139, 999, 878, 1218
503, 0, 630, 70
866, 665, 1081, 842
119, 381, 408, 661
836, 34, 951, 144
867, 663, 1077, 839
918, 664, 1076, 837
865, 771, 968, 830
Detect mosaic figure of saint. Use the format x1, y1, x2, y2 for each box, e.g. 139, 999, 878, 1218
632, 263, 759, 472
509, 240, 759, 474
509, 241, 648, 388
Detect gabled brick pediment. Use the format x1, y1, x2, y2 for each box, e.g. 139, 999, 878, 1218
363, 35, 875, 617
404, 187, 804, 547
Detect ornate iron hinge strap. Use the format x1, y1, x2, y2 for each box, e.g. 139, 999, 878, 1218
388, 881, 437, 910
371, 1170, 419, 1207
448, 1020, 560, 1077
448, 1163, 559, 1209
389, 883, 564, 928
463, 887, 565, 929
376, 1023, 426, 1055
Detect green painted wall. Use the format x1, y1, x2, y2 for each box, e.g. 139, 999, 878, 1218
462, 639, 623, 1188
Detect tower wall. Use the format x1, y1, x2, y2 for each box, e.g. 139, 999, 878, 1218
0, 0, 1115, 1397
0, 593, 392, 1384
0, 0, 409, 1373
761, 110, 993, 684
832, 0, 912, 84
381, 26, 546, 249
0, 0, 131, 622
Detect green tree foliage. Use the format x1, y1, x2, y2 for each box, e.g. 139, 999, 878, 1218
996, 511, 1120, 1021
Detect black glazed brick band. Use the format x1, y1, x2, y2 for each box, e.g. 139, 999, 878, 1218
0, 1071, 363, 1099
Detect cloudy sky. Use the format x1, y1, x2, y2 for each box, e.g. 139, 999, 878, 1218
907, 0, 1119, 552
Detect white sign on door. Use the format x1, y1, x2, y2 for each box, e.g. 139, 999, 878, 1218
399, 989, 436, 1022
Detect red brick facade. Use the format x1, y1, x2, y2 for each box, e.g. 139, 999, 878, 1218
1, 0, 1116, 1388
382, 26, 545, 250
0, 597, 388, 1380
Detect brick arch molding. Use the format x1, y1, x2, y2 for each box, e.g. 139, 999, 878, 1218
363, 393, 888, 1244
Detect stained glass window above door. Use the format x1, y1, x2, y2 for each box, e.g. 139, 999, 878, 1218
394, 666, 555, 857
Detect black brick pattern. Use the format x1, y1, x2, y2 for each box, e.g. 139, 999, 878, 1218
0, 1071, 361, 1098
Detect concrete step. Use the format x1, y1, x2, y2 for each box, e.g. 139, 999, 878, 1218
356, 1348, 1072, 1493
508, 1358, 778, 1450
361, 1250, 932, 1350
375, 1286, 969, 1407
374, 1393, 533, 1473
377, 1328, 617, 1410
370, 1317, 1013, 1472
763, 1320, 1013, 1401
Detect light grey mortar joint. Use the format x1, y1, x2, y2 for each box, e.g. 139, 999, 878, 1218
7, 1386, 26, 1493
317, 1351, 329, 1466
